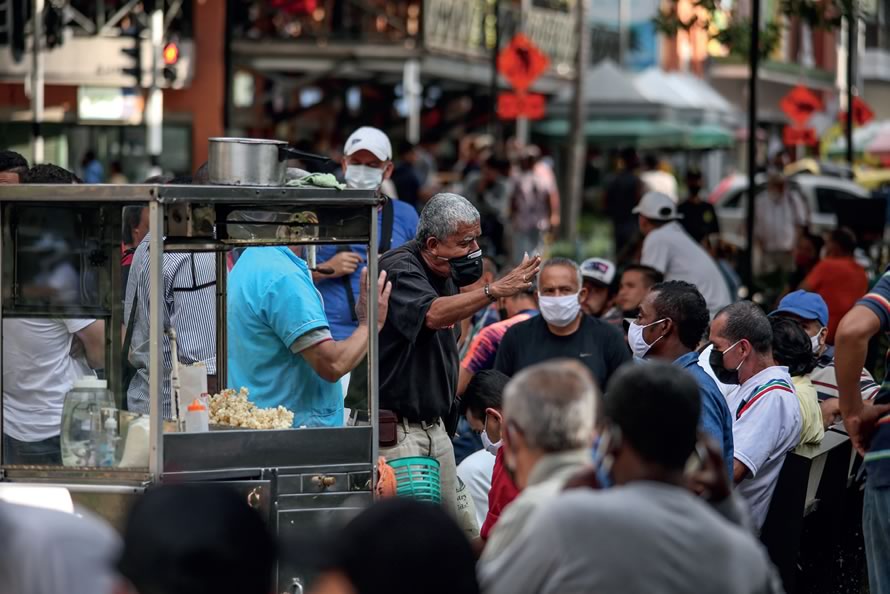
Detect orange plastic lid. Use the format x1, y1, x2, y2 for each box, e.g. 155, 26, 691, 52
187, 398, 206, 412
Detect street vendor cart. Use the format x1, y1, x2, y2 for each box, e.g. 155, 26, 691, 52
0, 181, 382, 593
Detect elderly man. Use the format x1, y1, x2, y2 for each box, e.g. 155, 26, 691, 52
754, 170, 807, 277
709, 301, 802, 530
378, 192, 540, 519
495, 258, 630, 388
630, 281, 734, 475
636, 191, 731, 317
479, 360, 596, 563
772, 290, 879, 427
835, 272, 890, 594
481, 363, 780, 594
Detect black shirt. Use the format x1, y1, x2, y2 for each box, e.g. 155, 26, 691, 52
678, 199, 720, 244
494, 314, 631, 390
378, 240, 459, 421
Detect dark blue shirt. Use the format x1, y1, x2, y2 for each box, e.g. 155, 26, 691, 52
315, 200, 419, 340
674, 351, 735, 478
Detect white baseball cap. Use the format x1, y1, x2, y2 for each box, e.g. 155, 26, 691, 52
580, 258, 616, 287
632, 191, 683, 221
343, 127, 392, 161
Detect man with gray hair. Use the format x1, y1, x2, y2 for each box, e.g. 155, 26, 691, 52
708, 301, 802, 530
495, 257, 630, 388
377, 192, 540, 524
479, 359, 596, 562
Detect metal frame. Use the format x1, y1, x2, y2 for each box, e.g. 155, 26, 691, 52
0, 183, 381, 488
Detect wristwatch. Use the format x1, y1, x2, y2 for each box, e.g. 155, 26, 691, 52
483, 283, 497, 303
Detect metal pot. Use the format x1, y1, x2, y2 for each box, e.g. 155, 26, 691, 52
208, 137, 330, 186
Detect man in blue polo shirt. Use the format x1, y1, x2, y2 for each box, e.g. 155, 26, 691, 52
836, 271, 890, 594
629, 280, 734, 475
227, 245, 391, 428
314, 127, 419, 345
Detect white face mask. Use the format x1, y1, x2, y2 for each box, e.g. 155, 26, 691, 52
481, 414, 502, 455
538, 293, 582, 327
345, 164, 384, 190
627, 318, 668, 359
811, 328, 825, 354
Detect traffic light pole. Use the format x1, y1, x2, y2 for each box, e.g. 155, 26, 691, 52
30, 0, 44, 164
845, 1, 857, 166
146, 6, 163, 175
515, 0, 530, 145
744, 0, 759, 291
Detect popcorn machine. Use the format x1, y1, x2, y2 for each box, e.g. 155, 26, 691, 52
0, 182, 383, 593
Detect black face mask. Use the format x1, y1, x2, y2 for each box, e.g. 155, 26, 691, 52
709, 342, 743, 385
446, 248, 484, 287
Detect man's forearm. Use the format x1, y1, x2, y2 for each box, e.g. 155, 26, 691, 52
425, 290, 492, 329
332, 324, 370, 379
835, 319, 869, 418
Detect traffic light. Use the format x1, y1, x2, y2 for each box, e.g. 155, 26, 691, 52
162, 40, 178, 84
120, 24, 144, 88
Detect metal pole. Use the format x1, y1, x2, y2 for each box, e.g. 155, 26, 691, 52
146, 6, 163, 175
367, 205, 379, 487
846, 2, 857, 166
489, 0, 500, 138
744, 0, 760, 290
148, 197, 164, 480
566, 0, 588, 244
515, 0, 531, 145
31, 0, 45, 164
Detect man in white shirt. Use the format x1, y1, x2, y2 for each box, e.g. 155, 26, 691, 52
754, 170, 807, 276
708, 301, 802, 530
2, 318, 105, 465
635, 191, 732, 317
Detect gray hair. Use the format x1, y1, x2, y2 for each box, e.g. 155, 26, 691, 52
503, 359, 598, 452
715, 301, 772, 354
416, 192, 480, 245
538, 257, 583, 290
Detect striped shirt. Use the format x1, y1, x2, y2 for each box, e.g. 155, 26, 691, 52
124, 235, 216, 418
810, 346, 880, 401
854, 272, 890, 486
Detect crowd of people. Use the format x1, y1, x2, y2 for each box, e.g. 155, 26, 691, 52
1, 129, 889, 594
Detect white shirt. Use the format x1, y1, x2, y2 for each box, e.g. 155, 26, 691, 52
754, 189, 807, 252
641, 222, 732, 317
456, 449, 495, 530
641, 170, 679, 202
2, 318, 96, 442
732, 366, 802, 530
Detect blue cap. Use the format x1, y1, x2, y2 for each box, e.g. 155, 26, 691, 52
771, 290, 829, 327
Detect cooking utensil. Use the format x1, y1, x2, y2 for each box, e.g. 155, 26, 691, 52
208, 137, 332, 186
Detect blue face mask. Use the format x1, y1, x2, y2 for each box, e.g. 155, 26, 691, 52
591, 432, 615, 489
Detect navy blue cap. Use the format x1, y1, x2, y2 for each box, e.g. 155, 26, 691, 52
771, 290, 829, 327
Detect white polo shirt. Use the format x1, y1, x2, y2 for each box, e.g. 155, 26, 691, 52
641, 222, 732, 317
754, 189, 807, 253
732, 365, 802, 531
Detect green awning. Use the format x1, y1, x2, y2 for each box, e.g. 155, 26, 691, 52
535, 119, 730, 150
686, 124, 734, 149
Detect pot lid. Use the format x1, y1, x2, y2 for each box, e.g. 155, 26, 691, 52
208, 137, 287, 145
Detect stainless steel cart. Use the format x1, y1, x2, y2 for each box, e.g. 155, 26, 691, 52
0, 183, 382, 592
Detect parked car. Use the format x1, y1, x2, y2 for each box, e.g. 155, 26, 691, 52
707, 173, 870, 248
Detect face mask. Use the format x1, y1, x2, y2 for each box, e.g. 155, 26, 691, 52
481, 414, 502, 455
811, 329, 825, 354
539, 293, 582, 327
439, 249, 483, 287
709, 340, 746, 385
345, 164, 384, 190
627, 318, 668, 359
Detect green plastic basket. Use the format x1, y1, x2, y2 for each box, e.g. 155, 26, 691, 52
388, 456, 441, 504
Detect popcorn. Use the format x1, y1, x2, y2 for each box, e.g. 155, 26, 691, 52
208, 387, 295, 430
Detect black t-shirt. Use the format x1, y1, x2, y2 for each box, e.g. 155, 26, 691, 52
494, 314, 631, 390
378, 240, 459, 421
678, 199, 720, 244
604, 171, 642, 223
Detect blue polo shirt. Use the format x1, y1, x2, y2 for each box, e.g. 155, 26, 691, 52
674, 351, 735, 477
227, 246, 342, 428
315, 200, 419, 340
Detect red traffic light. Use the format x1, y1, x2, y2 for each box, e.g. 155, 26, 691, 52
163, 42, 179, 65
